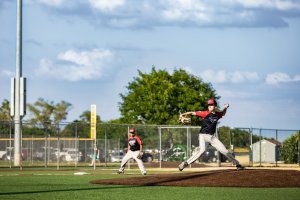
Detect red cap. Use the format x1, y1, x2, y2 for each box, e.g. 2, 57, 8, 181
129, 128, 135, 133
208, 98, 217, 105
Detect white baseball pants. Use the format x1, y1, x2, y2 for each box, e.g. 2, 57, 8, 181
118, 150, 146, 174
187, 133, 240, 165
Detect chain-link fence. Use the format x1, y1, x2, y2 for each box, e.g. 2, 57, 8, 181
0, 121, 299, 169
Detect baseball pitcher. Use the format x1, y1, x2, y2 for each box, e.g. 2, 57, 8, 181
178, 98, 244, 171
117, 128, 147, 175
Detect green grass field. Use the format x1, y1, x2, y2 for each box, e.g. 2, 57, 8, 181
0, 168, 299, 200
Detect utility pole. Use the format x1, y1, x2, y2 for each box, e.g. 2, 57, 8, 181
12, 0, 26, 166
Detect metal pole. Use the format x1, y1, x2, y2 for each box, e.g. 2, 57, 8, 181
275, 129, 278, 167
216, 127, 221, 167
187, 127, 191, 168
250, 128, 253, 167
249, 128, 253, 167
57, 137, 60, 170
14, 0, 23, 167
159, 127, 162, 169
298, 130, 300, 167
259, 128, 262, 167
186, 127, 188, 161
44, 134, 47, 168
74, 123, 78, 169
104, 127, 107, 167
9, 122, 12, 168
127, 126, 130, 169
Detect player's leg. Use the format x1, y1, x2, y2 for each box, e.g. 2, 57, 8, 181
117, 151, 132, 174
210, 136, 244, 170
133, 151, 147, 175
187, 134, 207, 164
179, 134, 207, 171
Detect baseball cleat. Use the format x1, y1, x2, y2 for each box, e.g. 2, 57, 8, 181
117, 170, 124, 174
236, 164, 245, 170
178, 161, 188, 171
142, 171, 147, 175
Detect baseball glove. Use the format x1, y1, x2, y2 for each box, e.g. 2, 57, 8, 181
179, 115, 191, 124
137, 152, 143, 159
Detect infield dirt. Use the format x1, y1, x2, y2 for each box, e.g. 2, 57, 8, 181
91, 169, 300, 188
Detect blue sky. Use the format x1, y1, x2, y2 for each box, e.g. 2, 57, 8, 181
0, 0, 300, 130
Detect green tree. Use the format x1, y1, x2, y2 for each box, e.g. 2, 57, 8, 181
61, 110, 102, 138
26, 98, 72, 135
79, 110, 101, 123
218, 127, 261, 149
280, 131, 299, 164
119, 67, 218, 125
0, 99, 12, 121
119, 67, 219, 149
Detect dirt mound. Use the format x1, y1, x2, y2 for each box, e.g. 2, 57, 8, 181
91, 169, 300, 188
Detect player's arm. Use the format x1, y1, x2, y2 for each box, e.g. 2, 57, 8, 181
221, 103, 229, 116
136, 136, 143, 155
139, 144, 143, 154
180, 111, 196, 117
127, 143, 130, 153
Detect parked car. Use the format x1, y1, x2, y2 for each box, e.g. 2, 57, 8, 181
109, 151, 124, 162
142, 153, 153, 162
0, 150, 6, 160
2, 147, 30, 161
63, 150, 83, 162
51, 148, 83, 162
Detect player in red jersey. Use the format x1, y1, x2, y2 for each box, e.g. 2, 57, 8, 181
117, 128, 147, 175
178, 98, 244, 171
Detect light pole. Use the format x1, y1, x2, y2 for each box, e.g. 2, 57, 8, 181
12, 0, 26, 166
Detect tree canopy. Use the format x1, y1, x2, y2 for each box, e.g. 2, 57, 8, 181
280, 131, 299, 164
119, 67, 218, 125
0, 99, 11, 121
26, 98, 72, 134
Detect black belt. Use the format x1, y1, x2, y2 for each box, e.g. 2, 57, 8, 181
200, 132, 214, 135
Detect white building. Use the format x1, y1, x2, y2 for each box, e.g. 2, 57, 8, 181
252, 139, 281, 163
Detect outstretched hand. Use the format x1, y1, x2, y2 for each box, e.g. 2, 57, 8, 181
179, 114, 191, 124
224, 103, 229, 109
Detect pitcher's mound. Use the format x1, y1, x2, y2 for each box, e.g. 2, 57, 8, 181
91, 169, 300, 188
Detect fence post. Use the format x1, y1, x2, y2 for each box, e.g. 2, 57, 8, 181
31, 135, 33, 165
9, 121, 12, 168
188, 127, 192, 168
298, 130, 300, 167
216, 127, 221, 167
259, 128, 262, 167
44, 135, 46, 168
249, 128, 253, 167
105, 126, 107, 167
75, 123, 78, 169
159, 127, 162, 169
275, 129, 278, 167
57, 137, 60, 170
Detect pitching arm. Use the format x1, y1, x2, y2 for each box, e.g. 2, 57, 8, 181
221, 103, 229, 116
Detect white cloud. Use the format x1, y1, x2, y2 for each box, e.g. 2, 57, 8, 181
161, 0, 210, 23
35, 49, 115, 81
88, 0, 125, 11
22, 0, 300, 29
265, 72, 300, 85
0, 70, 14, 77
32, 0, 66, 7
234, 0, 300, 10
199, 69, 259, 84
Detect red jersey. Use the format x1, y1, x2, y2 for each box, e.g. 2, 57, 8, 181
195, 111, 225, 135
128, 135, 142, 151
